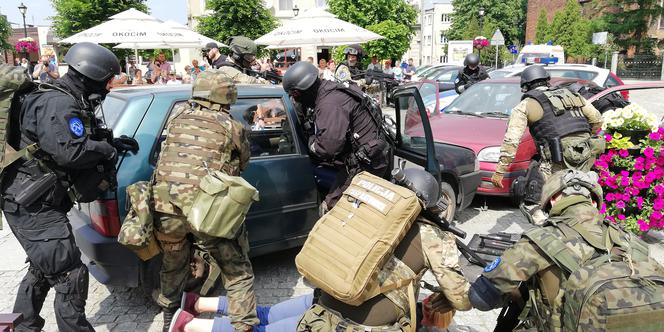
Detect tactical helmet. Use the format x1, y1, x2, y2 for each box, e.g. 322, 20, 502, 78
64, 42, 121, 82
282, 61, 319, 92
464, 53, 480, 67
203, 42, 218, 51
229, 36, 258, 56
402, 168, 440, 209
343, 44, 364, 57
520, 65, 550, 90
540, 170, 603, 211
192, 69, 238, 105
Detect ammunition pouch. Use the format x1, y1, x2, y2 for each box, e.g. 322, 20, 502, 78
185, 170, 259, 238
547, 137, 563, 164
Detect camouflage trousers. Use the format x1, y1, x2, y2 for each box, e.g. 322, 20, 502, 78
296, 304, 411, 332
154, 212, 259, 330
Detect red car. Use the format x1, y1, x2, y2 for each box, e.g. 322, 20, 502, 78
413, 77, 604, 200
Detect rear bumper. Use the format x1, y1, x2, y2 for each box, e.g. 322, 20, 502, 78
459, 171, 481, 210
68, 207, 140, 287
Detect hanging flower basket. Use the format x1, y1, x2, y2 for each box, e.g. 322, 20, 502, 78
15, 37, 38, 54
473, 36, 489, 50
595, 104, 663, 235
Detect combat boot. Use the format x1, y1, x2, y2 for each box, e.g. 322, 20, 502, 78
162, 307, 178, 332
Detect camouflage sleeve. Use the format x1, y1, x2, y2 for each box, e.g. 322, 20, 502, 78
581, 99, 603, 133
495, 99, 529, 175
420, 224, 472, 311
482, 239, 553, 294
232, 122, 251, 171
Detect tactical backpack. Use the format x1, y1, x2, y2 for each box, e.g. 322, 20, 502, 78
523, 218, 664, 332
295, 171, 421, 306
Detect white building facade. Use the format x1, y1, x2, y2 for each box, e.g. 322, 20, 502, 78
419, 0, 453, 65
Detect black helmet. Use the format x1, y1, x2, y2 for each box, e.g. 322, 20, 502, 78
203, 42, 218, 51
64, 42, 120, 82
464, 53, 480, 67
343, 44, 364, 57
520, 65, 550, 90
282, 61, 319, 92
401, 168, 440, 209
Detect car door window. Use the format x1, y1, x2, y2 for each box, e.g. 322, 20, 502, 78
229, 98, 296, 158
548, 70, 597, 81
434, 69, 455, 82
604, 74, 620, 88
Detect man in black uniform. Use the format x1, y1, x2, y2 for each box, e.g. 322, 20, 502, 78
454, 53, 488, 94
1, 42, 138, 332
203, 42, 227, 69
282, 61, 391, 210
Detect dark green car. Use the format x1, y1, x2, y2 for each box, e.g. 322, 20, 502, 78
69, 84, 480, 288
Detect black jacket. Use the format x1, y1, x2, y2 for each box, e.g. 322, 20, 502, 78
454, 66, 489, 94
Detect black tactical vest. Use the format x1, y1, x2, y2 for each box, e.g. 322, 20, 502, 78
524, 88, 591, 149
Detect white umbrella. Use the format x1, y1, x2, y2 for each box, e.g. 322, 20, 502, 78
59, 8, 188, 45
113, 22, 225, 50
254, 8, 383, 47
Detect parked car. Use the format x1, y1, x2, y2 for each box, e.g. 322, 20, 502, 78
419, 66, 463, 92
70, 83, 481, 289
489, 63, 628, 100
406, 77, 604, 200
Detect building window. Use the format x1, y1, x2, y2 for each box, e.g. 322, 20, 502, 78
425, 15, 432, 26
440, 32, 448, 44
441, 14, 451, 23
315, 0, 327, 7
425, 36, 432, 46
279, 0, 293, 10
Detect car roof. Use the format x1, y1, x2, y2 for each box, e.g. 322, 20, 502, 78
478, 77, 591, 86
109, 83, 287, 99
498, 64, 608, 73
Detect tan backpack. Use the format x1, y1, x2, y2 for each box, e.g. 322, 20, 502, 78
295, 171, 422, 306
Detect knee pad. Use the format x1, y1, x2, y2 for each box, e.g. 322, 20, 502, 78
53, 264, 89, 300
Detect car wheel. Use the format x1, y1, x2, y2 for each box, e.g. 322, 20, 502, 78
439, 181, 457, 221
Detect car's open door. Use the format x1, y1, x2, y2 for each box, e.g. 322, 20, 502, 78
392, 86, 441, 182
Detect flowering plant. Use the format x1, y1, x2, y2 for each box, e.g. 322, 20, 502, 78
15, 37, 38, 53
596, 104, 664, 234
473, 36, 489, 50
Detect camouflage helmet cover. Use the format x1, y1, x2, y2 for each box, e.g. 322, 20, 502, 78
192, 69, 238, 105
229, 36, 258, 56
540, 169, 603, 210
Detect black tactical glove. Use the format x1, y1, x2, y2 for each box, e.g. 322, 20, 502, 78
112, 135, 139, 154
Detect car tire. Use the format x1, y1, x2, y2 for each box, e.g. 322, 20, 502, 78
440, 181, 457, 221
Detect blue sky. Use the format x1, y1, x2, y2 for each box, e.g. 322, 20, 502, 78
2, 0, 188, 26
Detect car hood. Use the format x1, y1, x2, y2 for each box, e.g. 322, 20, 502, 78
428, 113, 519, 153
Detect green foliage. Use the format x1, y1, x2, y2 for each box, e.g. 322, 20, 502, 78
602, 0, 664, 54
534, 10, 550, 44
0, 14, 10, 50
50, 0, 149, 38
197, 0, 277, 54
327, 0, 416, 61
364, 20, 411, 60
546, 0, 593, 58
447, 0, 527, 45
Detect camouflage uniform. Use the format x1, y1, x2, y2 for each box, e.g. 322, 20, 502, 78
297, 221, 471, 331
217, 63, 270, 85
495, 87, 603, 178
151, 70, 258, 331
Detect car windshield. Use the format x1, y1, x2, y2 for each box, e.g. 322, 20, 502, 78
547, 69, 598, 81
445, 82, 523, 117
488, 70, 512, 79
414, 65, 432, 75
99, 95, 128, 128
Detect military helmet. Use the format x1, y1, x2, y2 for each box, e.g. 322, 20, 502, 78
203, 42, 218, 51
229, 36, 258, 56
192, 69, 238, 105
64, 42, 121, 82
402, 168, 440, 209
343, 44, 364, 57
520, 65, 550, 89
540, 170, 603, 211
464, 53, 480, 67
282, 61, 319, 92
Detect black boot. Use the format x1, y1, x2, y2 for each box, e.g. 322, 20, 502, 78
163, 307, 178, 332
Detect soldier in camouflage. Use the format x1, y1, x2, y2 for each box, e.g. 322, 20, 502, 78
468, 170, 613, 330
216, 36, 270, 85
151, 70, 257, 332
491, 65, 603, 225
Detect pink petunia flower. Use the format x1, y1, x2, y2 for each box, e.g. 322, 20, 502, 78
630, 187, 640, 196
599, 203, 607, 214
638, 219, 650, 232
637, 196, 644, 210
616, 201, 626, 209
649, 132, 660, 141
605, 134, 613, 142
618, 214, 626, 220
619, 149, 629, 158
644, 147, 655, 158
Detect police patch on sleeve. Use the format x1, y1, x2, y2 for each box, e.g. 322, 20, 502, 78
69, 117, 85, 138
484, 257, 501, 273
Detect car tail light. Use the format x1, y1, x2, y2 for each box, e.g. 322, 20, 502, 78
620, 90, 630, 101
90, 199, 121, 237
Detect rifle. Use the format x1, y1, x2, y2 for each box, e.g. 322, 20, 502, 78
391, 167, 488, 267
244, 68, 283, 84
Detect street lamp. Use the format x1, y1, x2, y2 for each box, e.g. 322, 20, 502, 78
293, 5, 299, 17
478, 6, 485, 33
18, 3, 28, 64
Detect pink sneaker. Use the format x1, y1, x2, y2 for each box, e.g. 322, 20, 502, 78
180, 291, 200, 315
168, 309, 194, 332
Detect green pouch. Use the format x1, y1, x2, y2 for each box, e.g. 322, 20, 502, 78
187, 171, 259, 238
562, 137, 592, 170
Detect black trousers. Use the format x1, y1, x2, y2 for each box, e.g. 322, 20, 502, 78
4, 202, 94, 332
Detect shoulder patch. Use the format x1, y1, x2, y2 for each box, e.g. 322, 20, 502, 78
68, 117, 85, 138
484, 257, 501, 272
